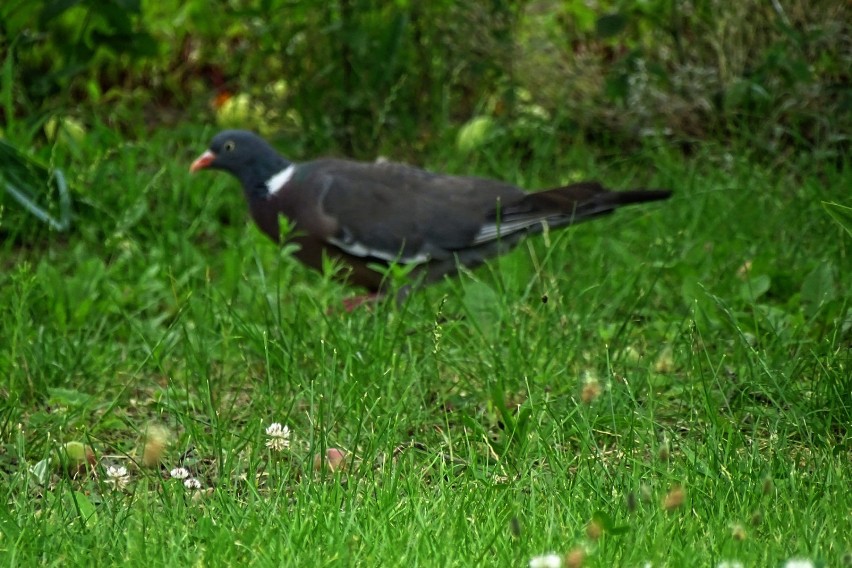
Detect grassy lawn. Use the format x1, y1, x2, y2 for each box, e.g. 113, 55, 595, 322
1, 126, 849, 566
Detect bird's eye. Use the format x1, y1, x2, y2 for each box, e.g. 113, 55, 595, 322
224, 141, 236, 152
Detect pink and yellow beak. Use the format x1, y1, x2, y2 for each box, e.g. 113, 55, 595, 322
190, 150, 216, 173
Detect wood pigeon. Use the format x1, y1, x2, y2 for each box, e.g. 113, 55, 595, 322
190, 130, 671, 303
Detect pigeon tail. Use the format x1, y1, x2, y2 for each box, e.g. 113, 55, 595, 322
511, 182, 672, 227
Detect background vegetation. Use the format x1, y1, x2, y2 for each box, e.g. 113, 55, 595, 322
0, 1, 850, 566
2, 0, 849, 155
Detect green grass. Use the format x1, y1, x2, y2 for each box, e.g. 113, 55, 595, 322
1, 126, 850, 567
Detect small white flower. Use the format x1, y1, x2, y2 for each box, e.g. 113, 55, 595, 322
106, 465, 127, 477
104, 464, 130, 490
265, 422, 288, 436
170, 467, 190, 480
717, 562, 744, 568
183, 477, 202, 490
265, 422, 291, 452
529, 553, 562, 568
783, 560, 815, 568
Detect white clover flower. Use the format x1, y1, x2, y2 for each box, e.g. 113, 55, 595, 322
183, 477, 202, 490
783, 560, 815, 568
529, 553, 562, 568
170, 466, 190, 479
106, 465, 127, 478
265, 422, 291, 452
717, 562, 744, 568
104, 464, 130, 490
265, 422, 288, 436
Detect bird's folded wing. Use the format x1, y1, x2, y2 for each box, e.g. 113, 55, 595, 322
311, 162, 524, 264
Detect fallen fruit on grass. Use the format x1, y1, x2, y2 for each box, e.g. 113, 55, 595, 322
456, 116, 496, 153
313, 448, 348, 472
58, 441, 95, 475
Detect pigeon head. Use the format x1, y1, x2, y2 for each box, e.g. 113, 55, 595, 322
190, 130, 290, 196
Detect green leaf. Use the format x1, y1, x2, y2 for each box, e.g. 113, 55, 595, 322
112, 0, 142, 13
93, 2, 134, 34
801, 261, 836, 317
756, 305, 797, 338
740, 274, 771, 302
842, 308, 852, 335
47, 387, 94, 407
596, 14, 628, 39
604, 70, 630, 101
68, 491, 98, 526
823, 202, 852, 237
29, 458, 52, 485
39, 0, 83, 25
681, 276, 719, 331
0, 140, 74, 231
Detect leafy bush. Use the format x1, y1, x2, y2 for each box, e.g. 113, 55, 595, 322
1, 0, 156, 133
515, 0, 850, 156
1, 0, 849, 158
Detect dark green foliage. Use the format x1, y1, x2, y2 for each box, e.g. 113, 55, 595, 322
0, 139, 73, 233
2, 0, 155, 117
2, 0, 848, 158
518, 0, 850, 156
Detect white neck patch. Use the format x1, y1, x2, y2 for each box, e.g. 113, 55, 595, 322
265, 164, 296, 195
